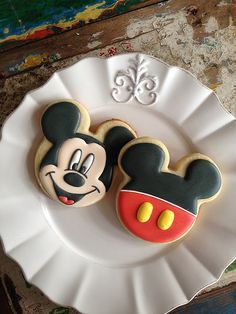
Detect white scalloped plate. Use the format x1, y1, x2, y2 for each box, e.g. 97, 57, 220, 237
0, 53, 236, 314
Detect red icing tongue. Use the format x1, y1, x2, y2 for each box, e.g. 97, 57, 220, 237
58, 196, 75, 205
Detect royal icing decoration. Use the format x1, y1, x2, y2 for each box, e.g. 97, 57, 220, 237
35, 100, 136, 207
137, 202, 153, 223
157, 210, 174, 231
117, 137, 222, 243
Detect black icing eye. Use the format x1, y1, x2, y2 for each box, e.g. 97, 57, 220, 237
69, 149, 82, 171
79, 154, 94, 175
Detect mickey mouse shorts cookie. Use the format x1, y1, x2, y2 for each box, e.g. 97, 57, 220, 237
117, 137, 222, 243
35, 100, 136, 207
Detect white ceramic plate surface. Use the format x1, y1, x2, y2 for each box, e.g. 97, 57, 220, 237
0, 53, 236, 314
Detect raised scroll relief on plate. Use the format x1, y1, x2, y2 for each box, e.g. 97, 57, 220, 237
112, 54, 158, 106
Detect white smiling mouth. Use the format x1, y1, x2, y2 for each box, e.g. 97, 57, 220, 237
46, 171, 100, 205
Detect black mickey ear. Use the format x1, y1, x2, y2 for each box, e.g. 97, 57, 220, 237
41, 101, 81, 144
120, 143, 165, 179
104, 126, 135, 165
98, 126, 135, 191
185, 159, 221, 200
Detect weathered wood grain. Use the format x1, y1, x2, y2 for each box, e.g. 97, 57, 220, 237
0, 0, 234, 78
0, 0, 163, 53
0, 1, 167, 76
0, 0, 235, 120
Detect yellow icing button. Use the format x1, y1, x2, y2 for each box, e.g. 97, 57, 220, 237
137, 202, 153, 223
157, 210, 175, 230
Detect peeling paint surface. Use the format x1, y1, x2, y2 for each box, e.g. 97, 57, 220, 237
1, 2, 235, 118
204, 16, 219, 33
126, 16, 156, 38
0, 0, 145, 46
124, 8, 236, 114
7, 53, 61, 74
217, 0, 231, 6
91, 31, 104, 39
87, 40, 102, 49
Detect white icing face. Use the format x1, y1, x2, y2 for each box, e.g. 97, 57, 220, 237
39, 138, 106, 207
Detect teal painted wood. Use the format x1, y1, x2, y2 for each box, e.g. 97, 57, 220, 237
226, 260, 236, 273
172, 285, 236, 314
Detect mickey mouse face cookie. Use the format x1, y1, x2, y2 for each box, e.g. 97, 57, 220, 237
35, 101, 136, 207
117, 137, 222, 243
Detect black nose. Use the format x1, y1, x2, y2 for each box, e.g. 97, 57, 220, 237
64, 173, 85, 187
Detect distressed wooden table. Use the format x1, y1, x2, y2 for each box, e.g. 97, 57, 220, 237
0, 0, 235, 313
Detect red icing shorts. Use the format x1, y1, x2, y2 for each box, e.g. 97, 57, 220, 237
117, 190, 196, 243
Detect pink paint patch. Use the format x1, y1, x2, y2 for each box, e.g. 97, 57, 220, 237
121, 41, 133, 51
99, 46, 117, 57
108, 47, 117, 56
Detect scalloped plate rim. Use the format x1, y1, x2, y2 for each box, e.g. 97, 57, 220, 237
0, 53, 235, 314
